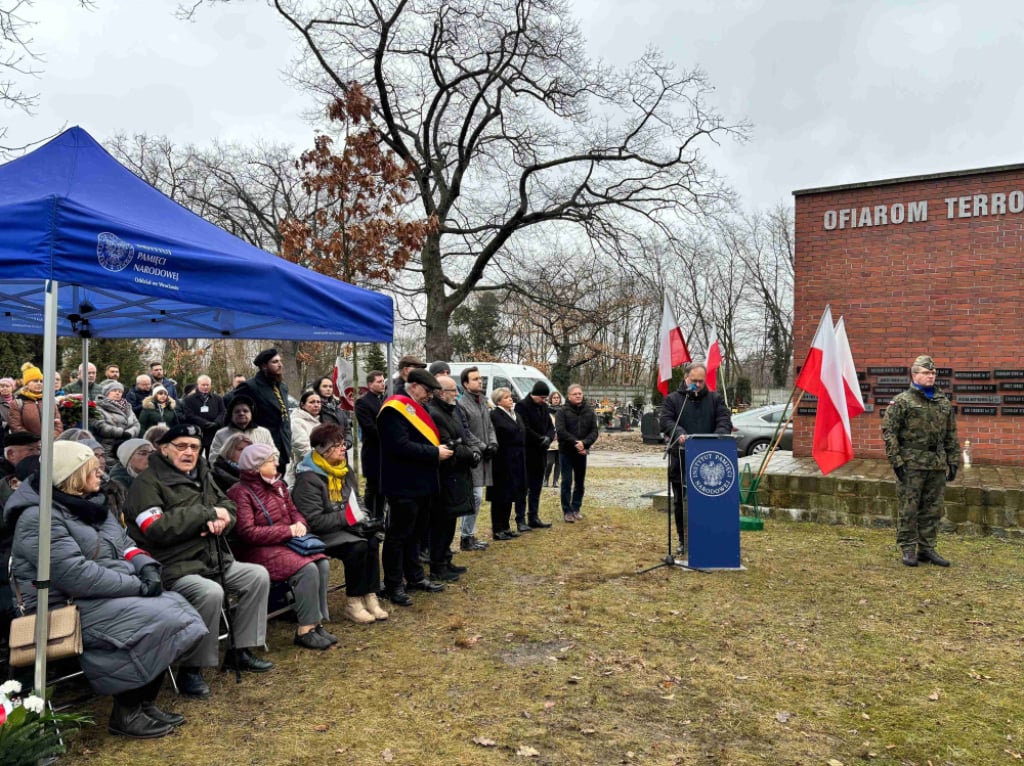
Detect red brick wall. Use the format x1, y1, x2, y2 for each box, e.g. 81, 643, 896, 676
793, 166, 1024, 466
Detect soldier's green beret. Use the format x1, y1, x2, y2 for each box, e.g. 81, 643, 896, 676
912, 355, 935, 371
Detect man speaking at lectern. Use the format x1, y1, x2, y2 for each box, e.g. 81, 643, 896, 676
660, 363, 732, 553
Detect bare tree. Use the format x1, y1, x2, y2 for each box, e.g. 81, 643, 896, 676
184, 0, 747, 358
1, 1, 95, 152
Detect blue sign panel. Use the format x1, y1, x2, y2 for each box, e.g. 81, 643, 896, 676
684, 435, 741, 569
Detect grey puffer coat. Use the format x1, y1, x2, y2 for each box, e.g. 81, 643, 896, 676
4, 480, 207, 695
91, 397, 142, 464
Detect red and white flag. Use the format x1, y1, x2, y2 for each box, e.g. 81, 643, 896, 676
344, 492, 368, 527
834, 316, 865, 418
657, 295, 690, 395
331, 355, 356, 411
794, 306, 853, 475
705, 337, 722, 392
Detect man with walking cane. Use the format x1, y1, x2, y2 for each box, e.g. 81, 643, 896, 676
126, 424, 272, 698
659, 363, 732, 554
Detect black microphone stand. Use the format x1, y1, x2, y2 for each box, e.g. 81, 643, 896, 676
638, 386, 707, 575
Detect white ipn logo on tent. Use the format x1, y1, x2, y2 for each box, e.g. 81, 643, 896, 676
96, 232, 135, 272
689, 451, 735, 497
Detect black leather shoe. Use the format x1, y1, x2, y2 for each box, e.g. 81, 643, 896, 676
492, 530, 515, 541
431, 567, 460, 582
918, 548, 951, 567
407, 578, 445, 593
517, 522, 533, 533
528, 519, 552, 529
223, 648, 274, 673
446, 562, 467, 574
294, 629, 333, 650
141, 702, 186, 727
315, 625, 339, 645
384, 588, 413, 606
901, 548, 918, 567
177, 667, 211, 699
506, 528, 521, 538
108, 702, 175, 739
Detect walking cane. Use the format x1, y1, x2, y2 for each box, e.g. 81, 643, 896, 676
215, 535, 242, 684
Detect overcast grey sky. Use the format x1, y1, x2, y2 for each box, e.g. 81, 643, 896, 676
5, 0, 1024, 211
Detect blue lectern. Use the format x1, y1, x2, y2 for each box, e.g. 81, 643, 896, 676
683, 435, 742, 570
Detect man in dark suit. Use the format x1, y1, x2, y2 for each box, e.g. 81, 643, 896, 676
354, 370, 387, 519
514, 381, 555, 533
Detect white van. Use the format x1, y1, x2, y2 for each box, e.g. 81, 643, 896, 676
445, 362, 559, 404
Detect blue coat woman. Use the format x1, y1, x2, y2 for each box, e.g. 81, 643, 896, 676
6, 442, 207, 738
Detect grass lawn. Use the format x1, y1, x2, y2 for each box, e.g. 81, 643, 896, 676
65, 467, 1024, 765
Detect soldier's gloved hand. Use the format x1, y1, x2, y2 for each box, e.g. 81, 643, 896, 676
893, 465, 906, 483
947, 463, 958, 482
470, 451, 482, 468
138, 564, 163, 598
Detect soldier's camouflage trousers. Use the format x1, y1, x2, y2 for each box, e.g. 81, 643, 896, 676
896, 468, 946, 551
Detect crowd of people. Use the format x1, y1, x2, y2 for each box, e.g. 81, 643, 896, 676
0, 349, 601, 741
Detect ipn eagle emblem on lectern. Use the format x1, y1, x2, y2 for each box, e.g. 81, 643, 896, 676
688, 451, 735, 497
96, 232, 135, 272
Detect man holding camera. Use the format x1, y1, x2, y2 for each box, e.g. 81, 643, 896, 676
456, 366, 496, 551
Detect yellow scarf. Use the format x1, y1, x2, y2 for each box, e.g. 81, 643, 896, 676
18, 387, 42, 401
311, 450, 348, 503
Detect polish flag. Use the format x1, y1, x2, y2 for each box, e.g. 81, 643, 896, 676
834, 316, 865, 418
657, 295, 690, 395
794, 306, 853, 474
331, 356, 356, 411
344, 492, 368, 527
705, 337, 722, 392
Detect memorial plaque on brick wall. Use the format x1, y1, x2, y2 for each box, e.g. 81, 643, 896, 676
954, 370, 992, 380
952, 384, 997, 393
874, 396, 895, 405
955, 394, 1002, 404
857, 371, 866, 381
935, 367, 953, 377
961, 406, 997, 416
868, 366, 907, 375
994, 369, 1024, 379
1003, 395, 1024, 404
873, 386, 908, 395
796, 407, 817, 416
1000, 382, 1024, 391
801, 394, 818, 402
936, 379, 951, 388
1002, 407, 1024, 416
860, 382, 871, 393
876, 376, 908, 385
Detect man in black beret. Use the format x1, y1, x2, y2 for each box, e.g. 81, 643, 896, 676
126, 421, 272, 697
514, 380, 555, 532
225, 349, 292, 476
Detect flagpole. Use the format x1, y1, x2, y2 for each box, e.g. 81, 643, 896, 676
756, 386, 803, 482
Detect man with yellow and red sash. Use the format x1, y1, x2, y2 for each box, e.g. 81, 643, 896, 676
378, 368, 454, 606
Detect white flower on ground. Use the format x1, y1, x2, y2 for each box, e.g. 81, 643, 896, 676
21, 695, 45, 715
0, 679, 22, 696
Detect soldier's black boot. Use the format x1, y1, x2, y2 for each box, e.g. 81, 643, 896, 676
901, 548, 918, 567
918, 547, 950, 567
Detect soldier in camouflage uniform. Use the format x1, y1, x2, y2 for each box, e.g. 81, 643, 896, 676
881, 355, 958, 567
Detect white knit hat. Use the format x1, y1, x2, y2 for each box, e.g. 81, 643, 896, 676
52, 441, 95, 486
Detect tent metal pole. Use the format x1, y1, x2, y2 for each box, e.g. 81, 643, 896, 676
33, 279, 59, 695
386, 343, 393, 396
81, 336, 89, 431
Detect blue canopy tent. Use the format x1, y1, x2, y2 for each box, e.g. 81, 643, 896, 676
0, 127, 394, 693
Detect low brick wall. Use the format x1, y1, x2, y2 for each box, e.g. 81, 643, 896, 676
739, 473, 1024, 539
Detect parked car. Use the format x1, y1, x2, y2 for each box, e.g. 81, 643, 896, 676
445, 362, 558, 404
732, 404, 793, 456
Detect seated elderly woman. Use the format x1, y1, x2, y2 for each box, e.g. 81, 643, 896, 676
108, 438, 156, 491
292, 423, 388, 625
208, 395, 274, 462
211, 432, 254, 493
91, 380, 142, 465
226, 443, 337, 650
5, 441, 207, 739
